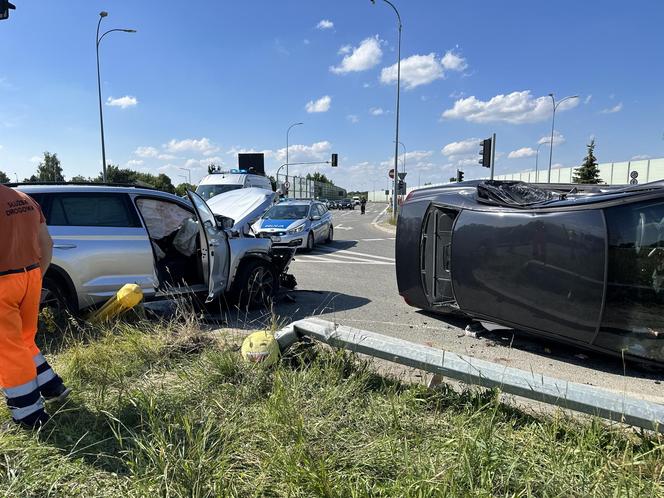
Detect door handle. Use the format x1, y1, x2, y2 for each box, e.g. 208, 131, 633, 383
53, 244, 77, 250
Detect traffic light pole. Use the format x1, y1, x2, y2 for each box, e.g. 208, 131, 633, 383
490, 132, 496, 180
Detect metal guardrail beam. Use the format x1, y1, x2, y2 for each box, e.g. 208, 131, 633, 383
275, 318, 664, 433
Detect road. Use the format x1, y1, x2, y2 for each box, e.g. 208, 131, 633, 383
232, 202, 663, 403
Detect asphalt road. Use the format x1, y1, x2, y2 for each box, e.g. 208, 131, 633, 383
233, 202, 663, 403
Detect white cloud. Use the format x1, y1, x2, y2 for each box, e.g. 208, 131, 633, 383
29, 155, 41, 163
441, 138, 480, 157
538, 131, 565, 146
441, 50, 468, 72
158, 154, 177, 161
106, 96, 138, 109
363, 82, 371, 88
303, 39, 310, 45
631, 154, 651, 160
455, 157, 480, 168
508, 147, 537, 159
601, 102, 623, 114
134, 146, 159, 158
338, 45, 352, 55
381, 50, 467, 90
347, 114, 359, 123
164, 137, 219, 156
126, 159, 144, 167
330, 36, 382, 74
275, 141, 332, 163
584, 95, 592, 104
442, 90, 578, 124
369, 107, 385, 116
316, 19, 334, 30
305, 95, 332, 113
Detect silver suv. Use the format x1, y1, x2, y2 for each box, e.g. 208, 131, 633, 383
15, 184, 294, 313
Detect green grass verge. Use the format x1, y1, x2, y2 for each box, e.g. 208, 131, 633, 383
0, 320, 662, 497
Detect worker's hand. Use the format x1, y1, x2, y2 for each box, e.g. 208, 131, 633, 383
38, 223, 53, 274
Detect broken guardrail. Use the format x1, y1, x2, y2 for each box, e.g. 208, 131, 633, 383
274, 318, 663, 433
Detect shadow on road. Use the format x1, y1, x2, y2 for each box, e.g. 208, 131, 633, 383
209, 289, 371, 332
416, 310, 663, 381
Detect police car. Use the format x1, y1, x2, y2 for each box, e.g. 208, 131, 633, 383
253, 200, 333, 251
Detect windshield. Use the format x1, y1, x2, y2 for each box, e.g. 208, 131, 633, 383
196, 184, 242, 200
264, 204, 309, 220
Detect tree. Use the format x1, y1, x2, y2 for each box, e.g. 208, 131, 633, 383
36, 152, 65, 182
0, 170, 10, 183
306, 172, 333, 184
175, 183, 195, 197
573, 139, 602, 184
94, 165, 176, 194
70, 175, 91, 183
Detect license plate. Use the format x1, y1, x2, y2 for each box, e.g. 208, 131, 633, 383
270, 236, 281, 242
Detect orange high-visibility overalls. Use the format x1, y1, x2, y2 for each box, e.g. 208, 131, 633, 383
0, 186, 64, 426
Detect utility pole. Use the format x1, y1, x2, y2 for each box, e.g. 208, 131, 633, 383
490, 133, 496, 180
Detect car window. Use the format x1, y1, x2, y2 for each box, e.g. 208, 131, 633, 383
196, 184, 242, 200
136, 198, 193, 239
315, 204, 325, 216
45, 193, 141, 227
264, 204, 309, 220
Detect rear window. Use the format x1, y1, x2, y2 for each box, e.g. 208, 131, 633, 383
196, 184, 242, 200
45, 193, 141, 228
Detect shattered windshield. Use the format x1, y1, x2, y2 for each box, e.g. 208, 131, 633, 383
476, 180, 558, 206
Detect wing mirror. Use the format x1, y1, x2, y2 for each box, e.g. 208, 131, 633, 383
215, 215, 235, 229
311, 215, 321, 221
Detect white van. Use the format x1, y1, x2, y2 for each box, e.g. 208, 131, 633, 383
352, 195, 361, 206
196, 172, 273, 200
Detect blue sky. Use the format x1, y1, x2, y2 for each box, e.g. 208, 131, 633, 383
1, 0, 663, 190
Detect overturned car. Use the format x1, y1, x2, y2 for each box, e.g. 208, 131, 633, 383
396, 180, 664, 367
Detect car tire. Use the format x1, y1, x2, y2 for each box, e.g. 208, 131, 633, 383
305, 231, 315, 252
40, 276, 74, 329
325, 225, 333, 243
233, 260, 277, 310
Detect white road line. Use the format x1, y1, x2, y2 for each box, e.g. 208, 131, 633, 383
372, 205, 389, 225
361, 238, 385, 241
295, 254, 330, 262
293, 258, 393, 265
310, 252, 376, 263
315, 247, 395, 262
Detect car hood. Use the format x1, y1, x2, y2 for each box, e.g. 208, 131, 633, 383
206, 187, 276, 230
256, 218, 304, 231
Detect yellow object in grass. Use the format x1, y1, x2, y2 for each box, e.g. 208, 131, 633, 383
241, 331, 280, 366
88, 284, 144, 324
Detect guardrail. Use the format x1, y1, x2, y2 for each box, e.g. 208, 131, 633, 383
274, 318, 663, 433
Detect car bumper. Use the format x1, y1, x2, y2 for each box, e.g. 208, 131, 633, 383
257, 231, 307, 248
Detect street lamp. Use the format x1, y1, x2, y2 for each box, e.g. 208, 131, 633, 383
546, 93, 578, 183
535, 141, 550, 183
395, 140, 406, 174
179, 167, 192, 184
96, 11, 136, 183
286, 122, 303, 182
371, 0, 402, 218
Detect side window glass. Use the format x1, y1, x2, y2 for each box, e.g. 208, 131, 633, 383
48, 194, 140, 227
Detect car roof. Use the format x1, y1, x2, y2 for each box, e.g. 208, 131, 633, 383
15, 184, 185, 200
277, 199, 317, 206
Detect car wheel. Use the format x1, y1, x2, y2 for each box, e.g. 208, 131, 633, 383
235, 260, 277, 310
306, 231, 315, 252
40, 276, 73, 330
325, 225, 333, 243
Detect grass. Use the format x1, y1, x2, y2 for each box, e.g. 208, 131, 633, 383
0, 315, 662, 497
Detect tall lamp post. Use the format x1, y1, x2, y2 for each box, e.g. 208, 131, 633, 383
396, 140, 406, 174
96, 11, 136, 183
285, 122, 303, 183
179, 167, 192, 184
546, 93, 578, 183
371, 0, 402, 218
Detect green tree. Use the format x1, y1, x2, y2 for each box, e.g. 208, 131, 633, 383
95, 165, 176, 193
0, 170, 10, 183
175, 183, 195, 196
70, 175, 91, 183
306, 172, 332, 184
573, 139, 602, 184
36, 152, 65, 182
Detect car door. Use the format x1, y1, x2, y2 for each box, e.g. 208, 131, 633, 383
313, 204, 327, 241
187, 191, 230, 302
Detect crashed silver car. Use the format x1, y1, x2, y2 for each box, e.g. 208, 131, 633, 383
15, 184, 294, 313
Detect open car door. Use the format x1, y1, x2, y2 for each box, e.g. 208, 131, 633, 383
187, 191, 230, 302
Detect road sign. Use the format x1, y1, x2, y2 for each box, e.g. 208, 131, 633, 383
398, 172, 407, 180
630, 178, 638, 185
388, 168, 395, 179
384, 189, 389, 195
283, 181, 290, 189
630, 170, 638, 179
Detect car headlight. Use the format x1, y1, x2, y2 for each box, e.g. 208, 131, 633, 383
288, 224, 306, 234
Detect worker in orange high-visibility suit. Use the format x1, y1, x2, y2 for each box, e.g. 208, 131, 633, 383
0, 184, 69, 428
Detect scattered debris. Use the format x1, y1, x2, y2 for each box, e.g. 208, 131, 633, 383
464, 321, 487, 339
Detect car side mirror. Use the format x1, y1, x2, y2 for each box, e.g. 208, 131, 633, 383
311, 215, 321, 221
215, 215, 235, 229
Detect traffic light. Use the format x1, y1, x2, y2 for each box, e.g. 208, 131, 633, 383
456, 170, 464, 182
0, 1, 16, 20
479, 138, 492, 168
331, 153, 338, 167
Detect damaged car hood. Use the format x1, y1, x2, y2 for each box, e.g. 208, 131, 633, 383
206, 187, 277, 231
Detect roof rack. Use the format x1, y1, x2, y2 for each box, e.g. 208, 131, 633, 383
6, 181, 159, 190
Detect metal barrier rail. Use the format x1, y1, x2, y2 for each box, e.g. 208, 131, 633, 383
275, 318, 664, 432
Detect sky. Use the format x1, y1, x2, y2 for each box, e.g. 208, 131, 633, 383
1, 0, 663, 191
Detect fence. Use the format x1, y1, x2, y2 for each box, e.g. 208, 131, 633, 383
277, 175, 347, 200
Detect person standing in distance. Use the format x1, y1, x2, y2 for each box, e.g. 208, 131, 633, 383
0, 184, 69, 428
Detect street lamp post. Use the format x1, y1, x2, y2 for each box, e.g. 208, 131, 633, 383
546, 93, 578, 183
179, 167, 192, 184
96, 11, 136, 183
535, 141, 550, 183
371, 0, 402, 218
286, 122, 303, 183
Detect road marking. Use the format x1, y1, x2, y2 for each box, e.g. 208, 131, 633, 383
372, 205, 390, 225
294, 258, 393, 265
361, 238, 386, 241
315, 247, 395, 261
335, 225, 353, 231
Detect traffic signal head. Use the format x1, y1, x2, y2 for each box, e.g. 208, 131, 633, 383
331, 153, 338, 167
479, 138, 492, 168
0, 1, 16, 20
456, 170, 464, 182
